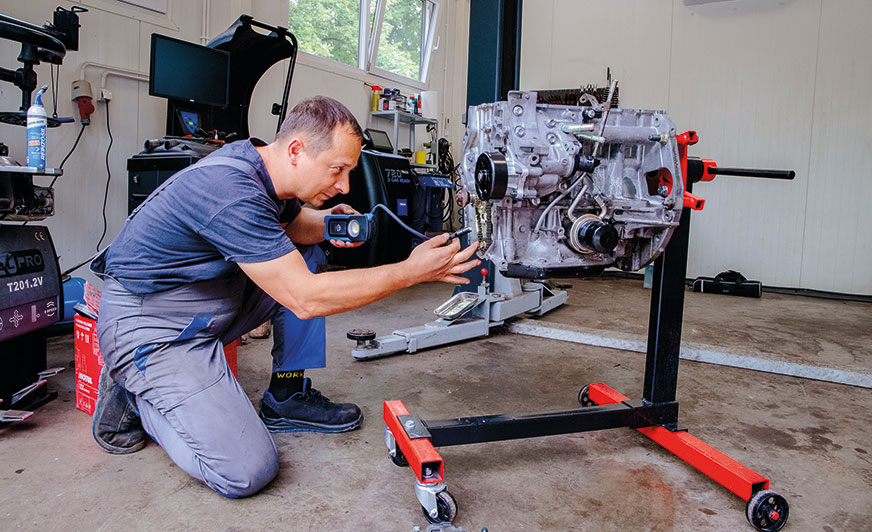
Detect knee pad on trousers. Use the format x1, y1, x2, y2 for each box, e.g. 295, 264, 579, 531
213, 445, 279, 498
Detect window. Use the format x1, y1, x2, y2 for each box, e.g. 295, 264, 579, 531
288, 0, 439, 85
288, 0, 362, 68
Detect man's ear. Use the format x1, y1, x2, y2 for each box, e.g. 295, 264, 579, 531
287, 137, 305, 165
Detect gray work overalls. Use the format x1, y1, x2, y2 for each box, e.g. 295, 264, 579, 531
91, 157, 325, 497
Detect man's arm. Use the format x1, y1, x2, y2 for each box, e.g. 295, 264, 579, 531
237, 234, 479, 319
284, 206, 331, 245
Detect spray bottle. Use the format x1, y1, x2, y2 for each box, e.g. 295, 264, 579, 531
27, 85, 49, 169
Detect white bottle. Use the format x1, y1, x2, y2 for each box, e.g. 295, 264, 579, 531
27, 85, 48, 169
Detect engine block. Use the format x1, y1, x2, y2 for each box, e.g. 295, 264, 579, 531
460, 90, 684, 278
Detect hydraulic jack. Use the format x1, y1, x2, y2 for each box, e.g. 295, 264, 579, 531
382, 131, 795, 531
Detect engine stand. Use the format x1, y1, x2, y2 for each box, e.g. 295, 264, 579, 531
349, 271, 567, 360
382, 199, 790, 531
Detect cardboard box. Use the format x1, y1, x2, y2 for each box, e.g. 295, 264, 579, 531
74, 314, 103, 415
74, 314, 240, 416
224, 338, 238, 377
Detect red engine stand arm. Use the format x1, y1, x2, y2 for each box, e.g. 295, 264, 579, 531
384, 400, 444, 484
587, 383, 769, 501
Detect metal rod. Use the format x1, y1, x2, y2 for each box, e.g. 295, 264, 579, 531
424, 403, 676, 447
707, 167, 796, 180
592, 79, 617, 157
277, 36, 298, 132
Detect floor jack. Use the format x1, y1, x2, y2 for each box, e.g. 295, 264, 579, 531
381, 132, 794, 531
348, 270, 568, 360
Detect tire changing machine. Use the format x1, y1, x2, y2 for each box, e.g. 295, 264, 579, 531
381, 131, 795, 532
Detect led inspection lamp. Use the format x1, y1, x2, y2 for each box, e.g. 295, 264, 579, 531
324, 204, 471, 244
324, 213, 374, 242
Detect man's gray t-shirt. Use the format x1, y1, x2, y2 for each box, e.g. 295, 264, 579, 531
93, 139, 300, 295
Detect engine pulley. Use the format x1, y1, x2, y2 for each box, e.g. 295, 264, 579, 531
474, 152, 509, 201
565, 214, 619, 254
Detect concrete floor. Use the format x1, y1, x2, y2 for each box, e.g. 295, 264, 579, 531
1, 278, 870, 532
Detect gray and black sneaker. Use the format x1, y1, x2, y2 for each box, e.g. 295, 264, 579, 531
91, 364, 146, 454
259, 378, 362, 433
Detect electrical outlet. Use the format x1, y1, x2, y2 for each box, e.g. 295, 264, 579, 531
100, 88, 112, 102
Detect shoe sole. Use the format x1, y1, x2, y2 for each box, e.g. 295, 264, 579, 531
92, 432, 148, 455
91, 410, 148, 455
91, 374, 147, 455
260, 413, 363, 433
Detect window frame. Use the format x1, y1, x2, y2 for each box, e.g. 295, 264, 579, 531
289, 0, 440, 89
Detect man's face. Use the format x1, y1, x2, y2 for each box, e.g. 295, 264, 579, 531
289, 125, 361, 206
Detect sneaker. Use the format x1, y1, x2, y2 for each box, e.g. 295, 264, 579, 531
259, 378, 362, 433
91, 364, 147, 454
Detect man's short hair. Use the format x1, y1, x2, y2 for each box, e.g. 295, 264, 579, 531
276, 96, 363, 155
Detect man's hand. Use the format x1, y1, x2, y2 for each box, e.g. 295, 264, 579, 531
328, 203, 365, 249
404, 233, 481, 285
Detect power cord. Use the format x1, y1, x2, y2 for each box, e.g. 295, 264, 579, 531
437, 138, 458, 230
97, 100, 113, 251
368, 203, 470, 242
61, 248, 103, 277
48, 123, 86, 189
371, 204, 427, 240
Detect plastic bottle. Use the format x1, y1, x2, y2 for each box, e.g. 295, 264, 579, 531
27, 85, 49, 169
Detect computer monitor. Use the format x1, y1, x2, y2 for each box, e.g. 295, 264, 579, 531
149, 34, 230, 108
365, 128, 393, 153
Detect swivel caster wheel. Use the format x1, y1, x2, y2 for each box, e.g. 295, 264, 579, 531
348, 328, 376, 349
578, 385, 595, 407
746, 489, 789, 532
390, 446, 408, 467
422, 489, 458, 524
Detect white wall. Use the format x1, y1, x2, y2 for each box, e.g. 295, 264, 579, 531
0, 0, 470, 286
520, 0, 872, 295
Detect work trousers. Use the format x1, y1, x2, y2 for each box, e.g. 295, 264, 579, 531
94, 245, 325, 497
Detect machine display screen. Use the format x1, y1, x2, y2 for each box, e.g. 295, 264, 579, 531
149, 34, 230, 108
366, 128, 394, 153
177, 110, 200, 135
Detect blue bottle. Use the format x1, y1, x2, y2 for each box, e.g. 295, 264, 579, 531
26, 85, 49, 169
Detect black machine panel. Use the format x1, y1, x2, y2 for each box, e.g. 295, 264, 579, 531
127, 151, 201, 214
322, 150, 418, 268
0, 226, 62, 343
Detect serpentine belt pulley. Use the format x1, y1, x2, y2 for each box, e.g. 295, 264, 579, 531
474, 152, 508, 201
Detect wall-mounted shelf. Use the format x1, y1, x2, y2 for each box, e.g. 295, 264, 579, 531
370, 110, 439, 168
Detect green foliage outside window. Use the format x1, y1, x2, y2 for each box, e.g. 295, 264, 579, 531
375, 0, 423, 80
289, 0, 431, 82
289, 0, 360, 67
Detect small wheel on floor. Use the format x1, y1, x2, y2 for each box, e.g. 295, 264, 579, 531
746, 489, 789, 532
422, 490, 458, 524
390, 446, 408, 467
578, 385, 595, 407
